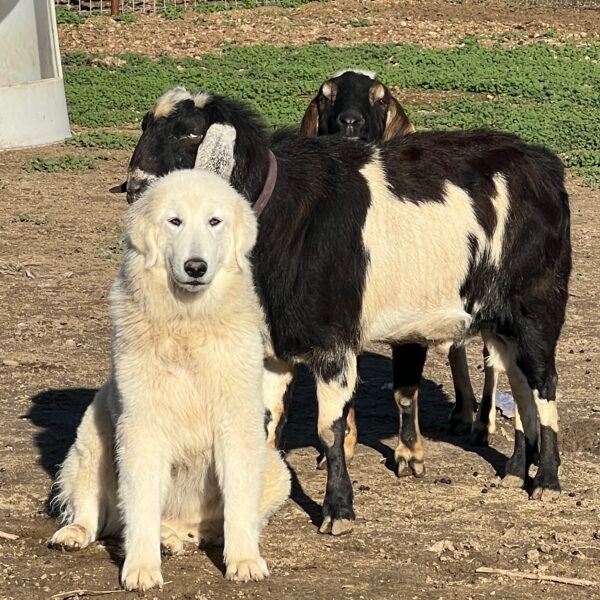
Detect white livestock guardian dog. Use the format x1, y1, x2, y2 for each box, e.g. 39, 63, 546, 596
50, 170, 290, 591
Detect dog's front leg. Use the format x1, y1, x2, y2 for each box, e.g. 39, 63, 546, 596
215, 389, 268, 582
116, 414, 171, 592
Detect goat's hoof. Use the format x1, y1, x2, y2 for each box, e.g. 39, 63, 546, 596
531, 470, 561, 501
396, 458, 425, 479
319, 516, 354, 536
49, 524, 92, 551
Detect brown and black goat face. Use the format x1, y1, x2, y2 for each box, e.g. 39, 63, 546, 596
114, 90, 216, 204
300, 70, 415, 142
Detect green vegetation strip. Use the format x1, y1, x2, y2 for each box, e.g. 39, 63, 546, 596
62, 42, 600, 185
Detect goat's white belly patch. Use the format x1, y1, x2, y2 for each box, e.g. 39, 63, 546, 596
359, 154, 489, 346
366, 305, 472, 345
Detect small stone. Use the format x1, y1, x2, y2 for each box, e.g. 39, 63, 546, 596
65, 339, 76, 348
359, 484, 370, 492
576, 500, 582, 507
568, 491, 576, 497
527, 549, 540, 563
591, 406, 600, 413
481, 488, 488, 494
2, 359, 19, 367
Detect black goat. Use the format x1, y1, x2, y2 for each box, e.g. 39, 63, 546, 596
300, 69, 414, 141
114, 88, 571, 536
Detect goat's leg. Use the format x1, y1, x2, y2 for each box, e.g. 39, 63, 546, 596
448, 344, 477, 434
392, 343, 427, 478
263, 357, 295, 449
316, 351, 358, 536
472, 345, 498, 446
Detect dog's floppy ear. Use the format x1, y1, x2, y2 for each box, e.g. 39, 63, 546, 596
384, 95, 415, 141
126, 195, 159, 269
300, 96, 319, 137
195, 123, 237, 180
233, 197, 258, 271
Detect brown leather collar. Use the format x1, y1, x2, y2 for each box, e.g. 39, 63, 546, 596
252, 150, 278, 217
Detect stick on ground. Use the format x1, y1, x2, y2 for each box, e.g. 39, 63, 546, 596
476, 566, 597, 587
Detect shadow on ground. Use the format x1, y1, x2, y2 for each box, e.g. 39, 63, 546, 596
27, 352, 509, 528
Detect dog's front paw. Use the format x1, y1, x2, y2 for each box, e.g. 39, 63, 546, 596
121, 561, 163, 591
226, 556, 269, 582
50, 524, 92, 551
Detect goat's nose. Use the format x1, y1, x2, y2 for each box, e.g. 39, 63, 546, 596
126, 178, 148, 204
337, 111, 365, 127
184, 258, 208, 278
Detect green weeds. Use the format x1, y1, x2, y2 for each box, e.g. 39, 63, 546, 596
24, 156, 98, 173
61, 41, 600, 186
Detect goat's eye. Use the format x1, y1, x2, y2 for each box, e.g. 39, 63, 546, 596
168, 217, 182, 227
209, 217, 222, 227
185, 132, 203, 140
377, 98, 387, 106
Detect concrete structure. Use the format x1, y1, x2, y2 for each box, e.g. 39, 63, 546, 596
0, 0, 71, 150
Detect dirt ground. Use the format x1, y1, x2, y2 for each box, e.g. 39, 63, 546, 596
1, 1, 600, 599
58, 0, 600, 58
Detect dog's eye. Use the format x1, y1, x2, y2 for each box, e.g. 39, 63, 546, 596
209, 217, 222, 227
168, 217, 182, 227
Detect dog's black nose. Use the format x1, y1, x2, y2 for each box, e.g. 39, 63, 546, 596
337, 111, 365, 128
184, 258, 208, 278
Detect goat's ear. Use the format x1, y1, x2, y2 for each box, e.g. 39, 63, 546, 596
233, 198, 258, 271
126, 198, 159, 269
384, 95, 415, 141
300, 96, 319, 137
195, 123, 237, 180
110, 181, 128, 194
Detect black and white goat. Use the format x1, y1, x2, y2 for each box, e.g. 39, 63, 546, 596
303, 70, 500, 458
114, 88, 571, 536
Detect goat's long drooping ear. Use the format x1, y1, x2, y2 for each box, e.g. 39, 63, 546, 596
126, 197, 159, 269
195, 123, 237, 180
110, 181, 128, 194
300, 96, 319, 137
233, 198, 258, 271
384, 95, 416, 141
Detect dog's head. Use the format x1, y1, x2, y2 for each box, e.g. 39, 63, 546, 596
127, 169, 257, 294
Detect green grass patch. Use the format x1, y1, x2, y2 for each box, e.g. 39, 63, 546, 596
24, 155, 98, 173
67, 131, 138, 150
55, 7, 86, 25
112, 13, 137, 24
62, 41, 600, 185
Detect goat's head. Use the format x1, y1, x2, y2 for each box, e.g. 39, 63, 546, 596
300, 70, 415, 142
113, 87, 268, 204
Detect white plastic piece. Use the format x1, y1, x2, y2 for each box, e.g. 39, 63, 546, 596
0, 0, 71, 150
495, 391, 515, 419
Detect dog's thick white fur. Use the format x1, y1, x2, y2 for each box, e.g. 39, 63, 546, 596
50, 170, 290, 591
